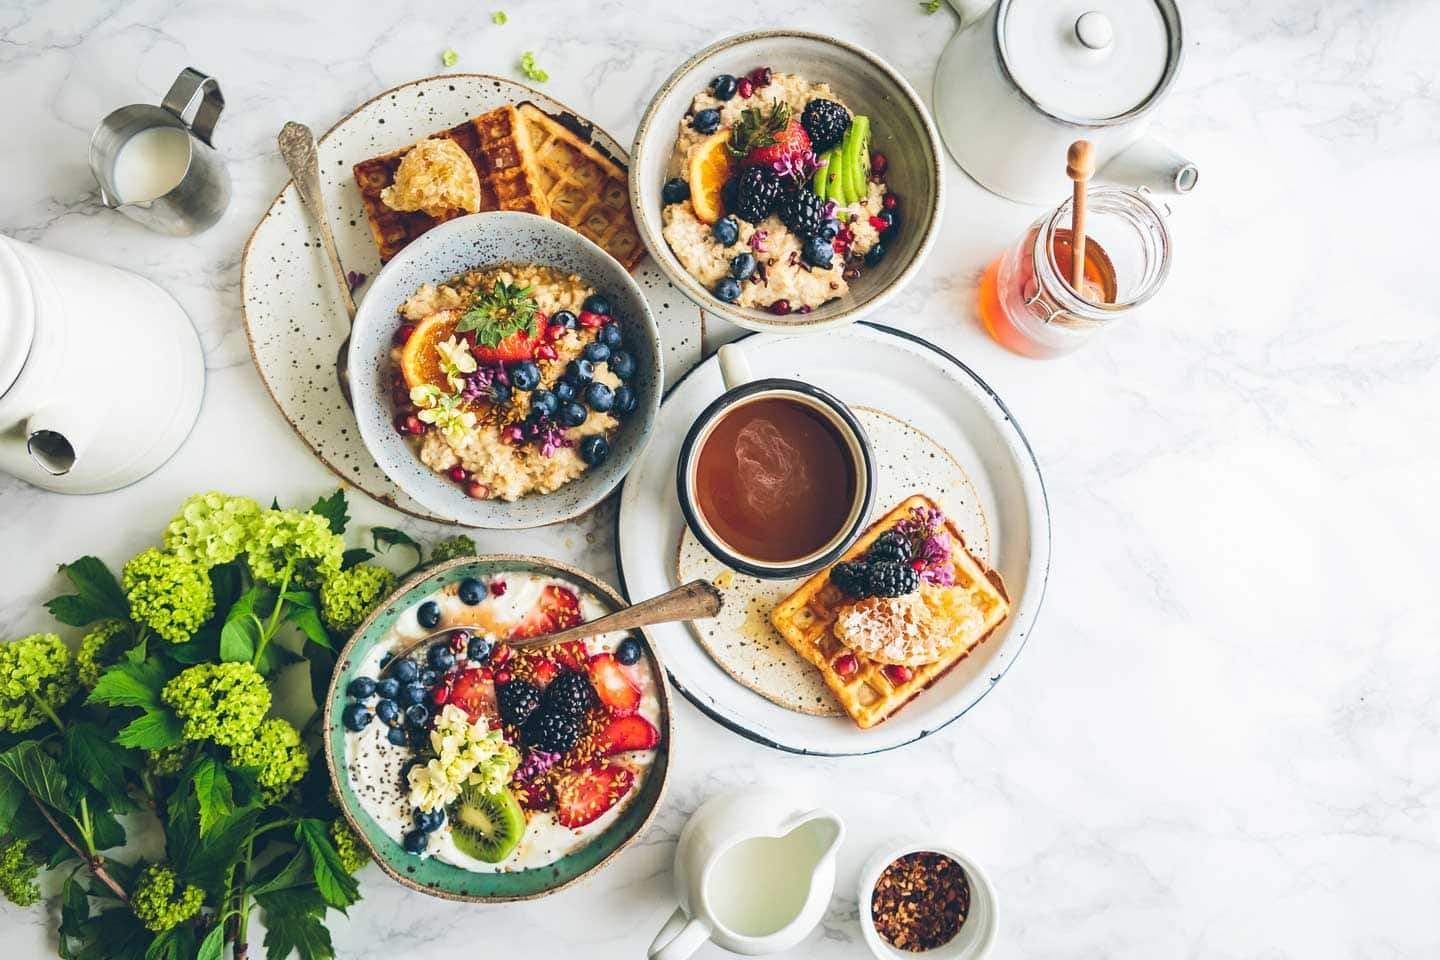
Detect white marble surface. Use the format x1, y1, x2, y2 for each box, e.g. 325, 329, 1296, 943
3, 1, 1438, 957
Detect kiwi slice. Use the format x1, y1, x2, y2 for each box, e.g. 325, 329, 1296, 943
812, 149, 831, 199
842, 116, 871, 204
447, 784, 525, 863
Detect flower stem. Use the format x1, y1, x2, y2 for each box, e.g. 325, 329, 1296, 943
251, 565, 294, 668
26, 788, 128, 903
29, 690, 66, 732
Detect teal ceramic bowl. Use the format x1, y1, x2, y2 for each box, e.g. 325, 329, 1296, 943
323, 555, 671, 902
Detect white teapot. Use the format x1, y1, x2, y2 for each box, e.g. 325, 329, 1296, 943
0, 235, 204, 493
933, 0, 1198, 204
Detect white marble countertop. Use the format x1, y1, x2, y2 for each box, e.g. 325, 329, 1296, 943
3, 1, 1438, 957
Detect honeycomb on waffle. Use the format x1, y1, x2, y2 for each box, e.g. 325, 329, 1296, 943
769, 495, 1011, 729
353, 104, 550, 262
516, 103, 644, 270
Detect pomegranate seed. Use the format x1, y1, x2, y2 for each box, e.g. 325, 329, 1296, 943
578, 310, 604, 329
882, 193, 898, 211
431, 685, 450, 705
495, 670, 512, 685
464, 480, 488, 499
478, 666, 493, 681
450, 635, 468, 654
869, 216, 889, 231
490, 580, 507, 597
883, 664, 913, 684
834, 653, 858, 678
546, 323, 568, 342
736, 77, 754, 98
911, 560, 925, 571
448, 465, 468, 483
871, 152, 888, 176
768, 299, 792, 316
490, 643, 512, 664
392, 323, 415, 346
398, 414, 425, 435
747, 66, 772, 88
536, 343, 558, 360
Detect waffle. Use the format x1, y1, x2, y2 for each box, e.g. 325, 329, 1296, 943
516, 103, 645, 270
353, 105, 550, 262
769, 495, 1010, 729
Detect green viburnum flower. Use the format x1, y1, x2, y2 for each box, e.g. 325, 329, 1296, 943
0, 633, 77, 733
492, 11, 507, 25
76, 619, 131, 688
319, 564, 397, 634
441, 47, 458, 67
520, 51, 548, 83
122, 548, 214, 644
131, 863, 203, 932
163, 492, 261, 567
161, 662, 271, 747
0, 836, 42, 907
428, 535, 478, 565
246, 508, 345, 588
330, 817, 370, 874
226, 718, 308, 801
145, 743, 188, 779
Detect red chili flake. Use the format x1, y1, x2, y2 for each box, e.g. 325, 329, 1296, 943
871, 851, 969, 952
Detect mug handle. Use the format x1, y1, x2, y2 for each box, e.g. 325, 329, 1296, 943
161, 67, 225, 147
648, 908, 711, 960
716, 342, 753, 390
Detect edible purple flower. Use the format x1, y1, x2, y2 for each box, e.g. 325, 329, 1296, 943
770, 149, 827, 184
346, 270, 367, 292
749, 229, 769, 253
821, 199, 838, 219
538, 422, 573, 458
895, 506, 955, 585
513, 749, 560, 782
502, 424, 525, 443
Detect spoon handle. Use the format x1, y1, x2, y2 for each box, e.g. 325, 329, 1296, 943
277, 121, 356, 322
511, 580, 723, 649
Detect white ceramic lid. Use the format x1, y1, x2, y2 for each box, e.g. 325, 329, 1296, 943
1001, 0, 1175, 122
0, 237, 36, 397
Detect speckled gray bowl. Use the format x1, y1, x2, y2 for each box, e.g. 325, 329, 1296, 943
630, 31, 944, 334
348, 212, 661, 527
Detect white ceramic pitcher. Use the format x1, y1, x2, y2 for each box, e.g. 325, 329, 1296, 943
649, 790, 845, 959
0, 235, 205, 493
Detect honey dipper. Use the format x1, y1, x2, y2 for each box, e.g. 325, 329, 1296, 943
1066, 140, 1095, 294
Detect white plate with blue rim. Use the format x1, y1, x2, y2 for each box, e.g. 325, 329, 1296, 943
614, 323, 1050, 755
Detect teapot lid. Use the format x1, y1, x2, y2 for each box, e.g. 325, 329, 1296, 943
998, 0, 1182, 124
0, 237, 36, 397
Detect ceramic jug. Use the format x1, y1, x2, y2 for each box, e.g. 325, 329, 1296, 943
933, 0, 1198, 204
649, 790, 844, 959
0, 235, 205, 493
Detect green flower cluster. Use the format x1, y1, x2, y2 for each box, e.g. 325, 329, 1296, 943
131, 864, 202, 932
428, 535, 477, 565
122, 548, 214, 644
227, 718, 307, 801
0, 836, 41, 907
160, 662, 271, 747
0, 633, 77, 734
319, 564, 396, 634
75, 620, 130, 688
144, 743, 188, 779
163, 492, 262, 568
247, 509, 344, 588
330, 817, 370, 874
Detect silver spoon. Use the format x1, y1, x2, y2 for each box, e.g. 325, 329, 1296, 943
277, 120, 357, 406
378, 579, 723, 677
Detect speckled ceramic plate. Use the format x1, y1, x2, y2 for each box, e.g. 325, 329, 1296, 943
616, 323, 1050, 756
242, 74, 701, 522
323, 556, 670, 902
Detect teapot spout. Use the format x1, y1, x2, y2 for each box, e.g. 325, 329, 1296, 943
25, 405, 94, 476
1099, 136, 1198, 196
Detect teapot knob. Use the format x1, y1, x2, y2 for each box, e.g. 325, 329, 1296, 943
1074, 11, 1115, 50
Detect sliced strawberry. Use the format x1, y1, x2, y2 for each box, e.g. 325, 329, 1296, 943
595, 715, 659, 756
448, 667, 498, 723
553, 761, 634, 828
511, 585, 583, 639
743, 119, 810, 169
530, 659, 560, 688
471, 328, 537, 364
588, 653, 641, 717
515, 777, 555, 812
552, 640, 589, 673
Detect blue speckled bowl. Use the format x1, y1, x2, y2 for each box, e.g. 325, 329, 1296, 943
349, 212, 662, 527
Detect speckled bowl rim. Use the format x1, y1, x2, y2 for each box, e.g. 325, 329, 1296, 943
628, 30, 945, 335
322, 554, 672, 903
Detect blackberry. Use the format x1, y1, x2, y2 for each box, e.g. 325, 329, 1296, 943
497, 679, 541, 727
867, 530, 913, 565
800, 99, 852, 153
830, 561, 873, 600
541, 669, 593, 717
522, 709, 581, 753
777, 187, 826, 238
867, 560, 920, 598
733, 167, 781, 224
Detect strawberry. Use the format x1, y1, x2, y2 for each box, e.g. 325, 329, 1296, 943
595, 715, 659, 756
588, 653, 641, 717
742, 119, 810, 169
471, 329, 537, 364
515, 777, 555, 812
553, 761, 634, 828
530, 659, 560, 687
448, 668, 498, 723
553, 640, 589, 673
511, 585, 583, 639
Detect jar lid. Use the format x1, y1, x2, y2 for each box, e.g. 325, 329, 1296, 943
999, 0, 1180, 124
0, 237, 36, 397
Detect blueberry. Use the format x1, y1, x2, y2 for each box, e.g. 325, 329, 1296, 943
341, 702, 372, 731
379, 652, 394, 668
467, 635, 493, 662
559, 401, 588, 428
405, 703, 429, 727
399, 682, 427, 707
730, 253, 756, 280
530, 388, 559, 418
661, 177, 691, 205
711, 216, 740, 246
690, 108, 722, 134
419, 668, 438, 688
552, 309, 578, 329
714, 277, 741, 303
508, 360, 541, 392
375, 698, 400, 725
553, 379, 577, 403
458, 576, 487, 605
819, 218, 841, 241
582, 341, 611, 364
613, 384, 638, 415
402, 828, 428, 853
376, 678, 400, 701
415, 807, 445, 833
864, 241, 887, 267
567, 358, 595, 384
597, 323, 623, 349
491, 382, 512, 404
709, 73, 738, 100
582, 293, 611, 316
579, 435, 610, 466
583, 382, 614, 413
615, 637, 644, 665
802, 236, 834, 269
427, 645, 456, 672
388, 726, 409, 748
393, 657, 419, 683
417, 602, 441, 629
347, 676, 377, 700
608, 349, 637, 380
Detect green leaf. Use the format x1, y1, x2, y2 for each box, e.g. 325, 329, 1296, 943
454, 279, 538, 343
371, 526, 423, 575
340, 547, 374, 569
0, 770, 21, 834
307, 646, 338, 713
258, 889, 335, 960
59, 872, 91, 951
0, 740, 72, 813
62, 723, 136, 813
144, 926, 196, 960
115, 708, 184, 750
192, 757, 235, 836
169, 790, 256, 894
87, 658, 167, 709
307, 489, 350, 535
197, 924, 226, 960
254, 639, 303, 676
164, 626, 218, 664
90, 806, 126, 851
221, 586, 263, 662
44, 594, 114, 627
271, 497, 282, 510
45, 556, 129, 626
208, 560, 245, 611
285, 597, 331, 649
248, 847, 312, 898
296, 818, 360, 909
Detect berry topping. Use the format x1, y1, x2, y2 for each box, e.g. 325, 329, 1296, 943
511, 584, 583, 639
392, 323, 416, 346
746, 66, 773, 88
883, 663, 913, 685
613, 384, 638, 415
497, 678, 542, 726
402, 828, 428, 853
768, 299, 792, 316
711, 216, 741, 246
615, 636, 644, 665
583, 294, 611, 316
577, 310, 605, 330
709, 73, 738, 100
830, 561, 873, 600
736, 76, 754, 99
579, 434, 610, 466
347, 676, 377, 699
883, 193, 899, 211
558, 401, 588, 428
387, 726, 408, 746
466, 635, 492, 662
567, 358, 596, 383
448, 668, 498, 723
552, 309, 578, 329
865, 241, 888, 268
595, 715, 660, 756
588, 653, 641, 716
715, 277, 742, 303
608, 349, 637, 380
392, 659, 420, 683
507, 359, 541, 391
690, 108, 722, 134
541, 669, 594, 717
731, 102, 810, 170
730, 252, 757, 280
833, 652, 859, 678
867, 560, 920, 598
802, 235, 835, 269
732, 166, 782, 224
553, 761, 635, 828
867, 530, 914, 565
341, 702, 371, 731
800, 99, 853, 154
662, 177, 691, 205
778, 187, 826, 238
522, 708, 581, 753
416, 602, 441, 629
426, 645, 456, 672
470, 328, 537, 364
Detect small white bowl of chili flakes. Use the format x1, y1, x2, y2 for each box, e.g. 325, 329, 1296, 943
858, 839, 998, 959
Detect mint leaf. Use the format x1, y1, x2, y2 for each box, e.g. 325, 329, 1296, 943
115, 708, 184, 750
62, 723, 136, 813
45, 556, 129, 626
296, 819, 359, 909
307, 489, 350, 535
220, 586, 262, 662
258, 889, 335, 960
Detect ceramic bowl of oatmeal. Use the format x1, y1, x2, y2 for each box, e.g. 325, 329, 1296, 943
631, 31, 943, 334
349, 212, 661, 527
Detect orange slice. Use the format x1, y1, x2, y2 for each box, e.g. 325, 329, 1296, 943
687, 129, 735, 224
400, 309, 464, 390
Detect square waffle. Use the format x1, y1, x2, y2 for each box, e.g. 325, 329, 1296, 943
769, 495, 1011, 729
516, 103, 644, 270
353, 104, 550, 263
